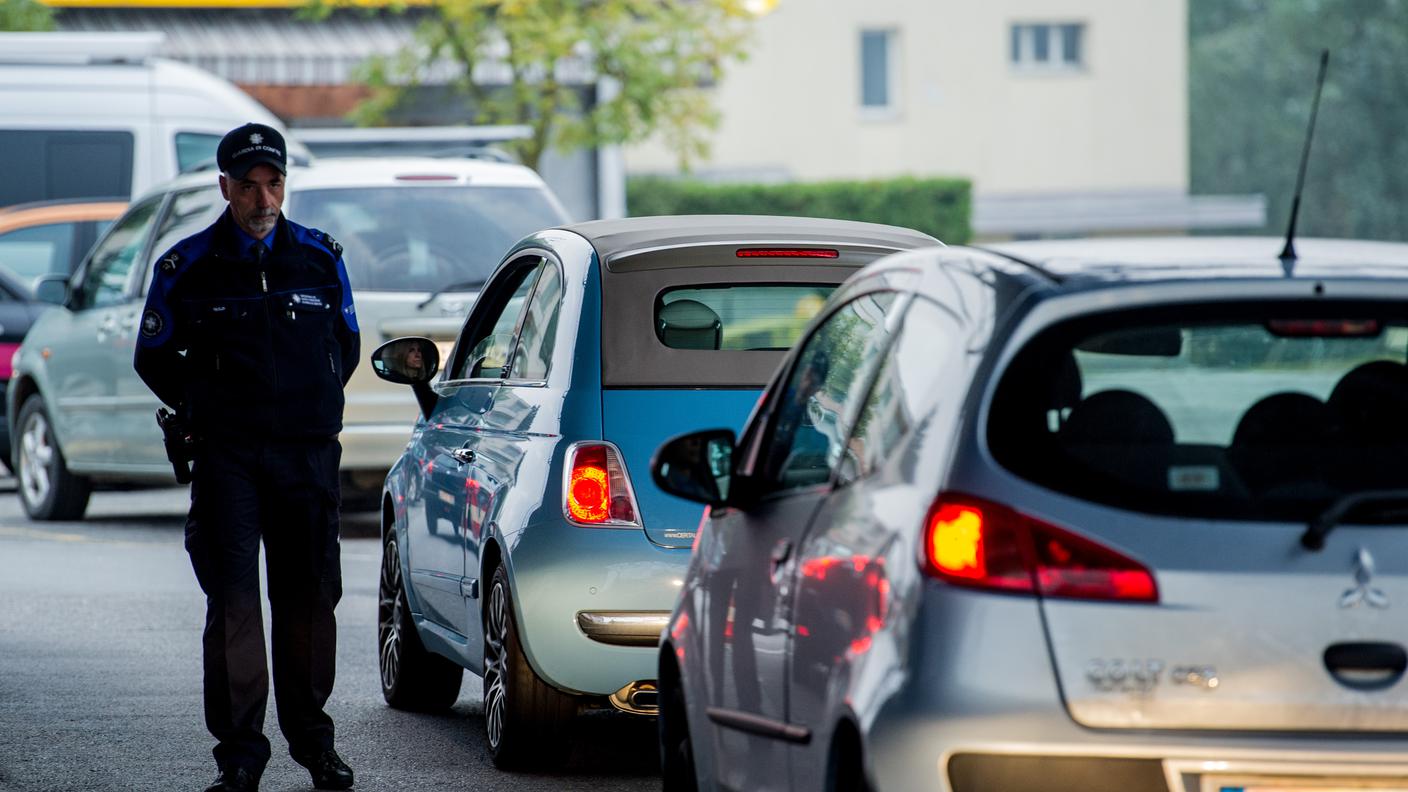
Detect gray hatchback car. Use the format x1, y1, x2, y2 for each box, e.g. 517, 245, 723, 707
653, 237, 1408, 792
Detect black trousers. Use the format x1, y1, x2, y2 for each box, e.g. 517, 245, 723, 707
185, 438, 343, 775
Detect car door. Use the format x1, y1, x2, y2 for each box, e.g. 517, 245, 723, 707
45, 196, 163, 467
114, 185, 224, 469
700, 290, 901, 792
785, 297, 965, 792
409, 257, 542, 637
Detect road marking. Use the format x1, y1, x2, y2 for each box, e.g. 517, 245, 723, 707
0, 526, 90, 542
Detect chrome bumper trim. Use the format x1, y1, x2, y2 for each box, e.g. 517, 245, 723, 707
575, 610, 670, 647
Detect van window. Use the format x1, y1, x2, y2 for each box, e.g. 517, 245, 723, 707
0, 130, 133, 207
987, 303, 1408, 522
175, 133, 221, 173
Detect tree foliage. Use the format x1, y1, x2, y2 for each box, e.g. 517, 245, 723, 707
1190, 0, 1408, 240
331, 0, 753, 171
0, 0, 55, 31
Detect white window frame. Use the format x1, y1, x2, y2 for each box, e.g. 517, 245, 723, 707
858, 27, 901, 121
1010, 22, 1086, 73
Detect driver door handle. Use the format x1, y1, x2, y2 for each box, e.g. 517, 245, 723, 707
450, 447, 476, 465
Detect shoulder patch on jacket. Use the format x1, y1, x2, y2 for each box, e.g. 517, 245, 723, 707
291, 222, 343, 260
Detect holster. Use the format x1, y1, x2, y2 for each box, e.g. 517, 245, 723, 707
156, 407, 196, 484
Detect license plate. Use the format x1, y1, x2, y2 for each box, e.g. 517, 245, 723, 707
1205, 776, 1408, 792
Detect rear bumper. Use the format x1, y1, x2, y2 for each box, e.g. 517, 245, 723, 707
506, 517, 689, 697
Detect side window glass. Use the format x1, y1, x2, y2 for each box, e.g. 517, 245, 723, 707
144, 187, 225, 293
451, 259, 542, 381
840, 299, 959, 484
72, 197, 162, 310
509, 262, 563, 381
761, 291, 899, 492
0, 223, 75, 284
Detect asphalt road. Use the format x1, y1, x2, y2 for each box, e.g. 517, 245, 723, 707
0, 483, 660, 792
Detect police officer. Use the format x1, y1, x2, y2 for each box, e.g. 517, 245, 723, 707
134, 123, 359, 792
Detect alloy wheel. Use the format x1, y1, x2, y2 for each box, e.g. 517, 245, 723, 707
483, 575, 509, 751
18, 410, 53, 509
378, 537, 403, 692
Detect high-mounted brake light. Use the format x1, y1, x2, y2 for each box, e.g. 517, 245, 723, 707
564, 442, 642, 527
1266, 319, 1381, 338
735, 248, 839, 259
922, 494, 1157, 603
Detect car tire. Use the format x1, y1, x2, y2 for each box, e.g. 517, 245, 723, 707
15, 394, 90, 521
483, 563, 576, 770
378, 532, 464, 711
659, 653, 698, 792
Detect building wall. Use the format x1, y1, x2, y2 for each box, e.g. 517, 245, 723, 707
625, 0, 1188, 196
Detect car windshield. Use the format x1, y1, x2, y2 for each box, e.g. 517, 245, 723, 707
987, 302, 1408, 522
288, 185, 566, 292
655, 285, 835, 351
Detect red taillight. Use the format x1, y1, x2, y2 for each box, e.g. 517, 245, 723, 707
735, 248, 839, 259
568, 445, 610, 522
1266, 319, 1381, 337
0, 342, 19, 379
565, 442, 641, 527
922, 494, 1157, 603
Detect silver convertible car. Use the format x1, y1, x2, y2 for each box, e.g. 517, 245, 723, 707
370, 216, 938, 767
654, 237, 1408, 792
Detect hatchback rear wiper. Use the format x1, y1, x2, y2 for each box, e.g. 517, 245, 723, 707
417, 279, 487, 310
1302, 489, 1408, 550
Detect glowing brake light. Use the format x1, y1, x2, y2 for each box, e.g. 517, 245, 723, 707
922, 494, 1157, 603
564, 442, 642, 527
1266, 319, 1381, 337
735, 248, 839, 259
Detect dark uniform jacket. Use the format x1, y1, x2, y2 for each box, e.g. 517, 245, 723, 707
134, 209, 360, 441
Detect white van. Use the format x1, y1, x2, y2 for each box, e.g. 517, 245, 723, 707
0, 32, 307, 209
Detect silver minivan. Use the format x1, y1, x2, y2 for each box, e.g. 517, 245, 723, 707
654, 237, 1408, 792
10, 156, 568, 520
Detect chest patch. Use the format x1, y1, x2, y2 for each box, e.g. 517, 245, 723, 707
292, 293, 328, 308
141, 309, 164, 337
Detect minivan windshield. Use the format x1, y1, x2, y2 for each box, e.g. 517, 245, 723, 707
288, 185, 566, 292
988, 303, 1408, 522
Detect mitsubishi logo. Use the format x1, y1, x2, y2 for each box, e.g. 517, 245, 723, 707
250, 133, 264, 145
1340, 547, 1389, 609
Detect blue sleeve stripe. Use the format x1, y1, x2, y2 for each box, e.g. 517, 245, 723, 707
336, 256, 359, 333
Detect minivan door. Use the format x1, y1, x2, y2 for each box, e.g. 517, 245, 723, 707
46, 196, 162, 467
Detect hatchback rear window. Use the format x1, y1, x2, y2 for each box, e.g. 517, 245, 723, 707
655, 284, 834, 351
988, 303, 1408, 522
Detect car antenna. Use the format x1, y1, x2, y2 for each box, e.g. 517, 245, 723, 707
1279, 49, 1330, 266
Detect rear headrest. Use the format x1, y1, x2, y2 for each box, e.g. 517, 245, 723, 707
1061, 389, 1174, 444
1232, 392, 1333, 447
657, 299, 722, 351
1327, 360, 1408, 440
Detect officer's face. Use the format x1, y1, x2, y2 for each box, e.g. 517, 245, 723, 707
220, 164, 285, 240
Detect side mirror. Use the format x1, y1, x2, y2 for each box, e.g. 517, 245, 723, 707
372, 336, 440, 384
651, 429, 736, 507
372, 337, 441, 419
34, 274, 70, 306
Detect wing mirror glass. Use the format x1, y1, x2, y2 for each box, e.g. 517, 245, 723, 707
651, 429, 736, 507
34, 274, 70, 306
372, 336, 440, 385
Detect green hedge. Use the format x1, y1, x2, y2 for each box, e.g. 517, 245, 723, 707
626, 175, 971, 244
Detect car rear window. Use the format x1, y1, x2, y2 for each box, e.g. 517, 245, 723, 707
288, 185, 567, 292
988, 302, 1408, 522
655, 284, 834, 351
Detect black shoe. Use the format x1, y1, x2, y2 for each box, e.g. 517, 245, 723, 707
203, 767, 259, 792
293, 748, 354, 790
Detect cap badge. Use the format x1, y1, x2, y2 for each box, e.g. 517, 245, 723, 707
250, 133, 264, 145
